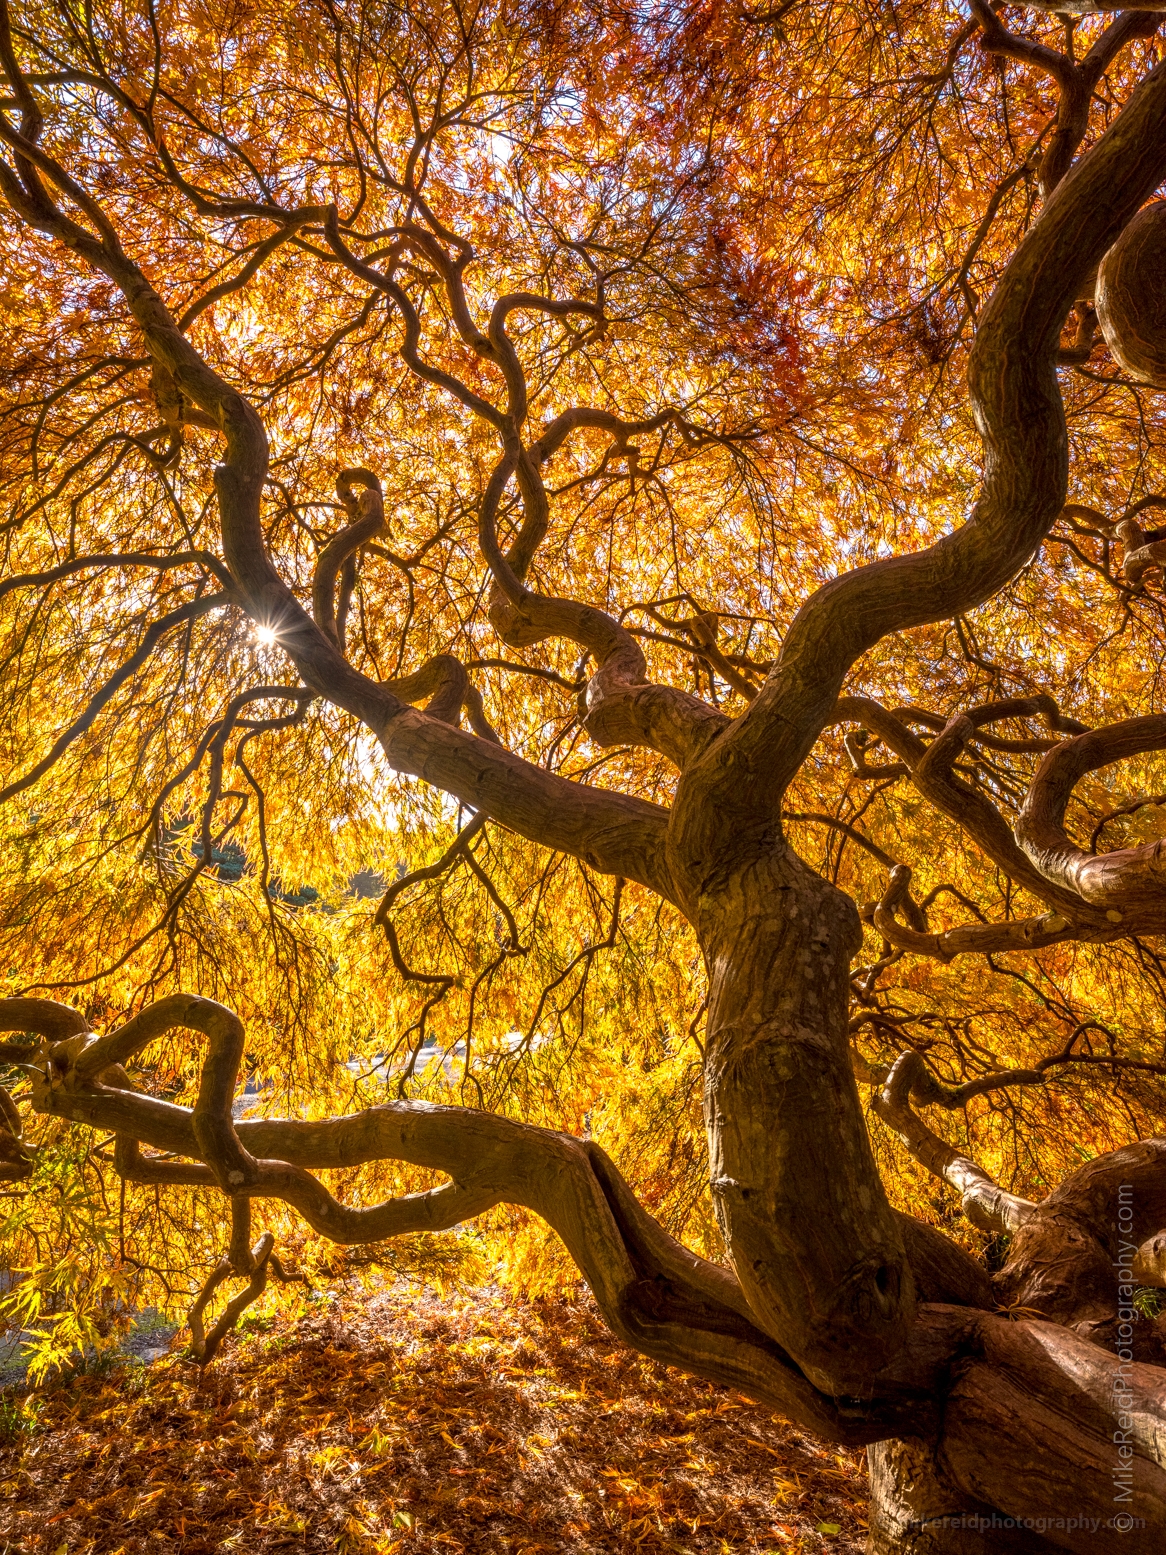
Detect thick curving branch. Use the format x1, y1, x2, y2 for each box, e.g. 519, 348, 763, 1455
668, 58, 1166, 890
18, 993, 953, 1441
0, 94, 677, 898
0, 998, 90, 1179
72, 993, 261, 1190
312, 467, 386, 646
972, 1, 1162, 198
1119, 518, 1166, 585
0, 1083, 31, 1180
0, 996, 90, 1047
327, 206, 731, 769
477, 450, 727, 768
832, 694, 1166, 950
871, 863, 1081, 963
18, 991, 1166, 1533
1056, 496, 1166, 590
830, 696, 1098, 914
872, 1051, 1039, 1233
1016, 715, 1166, 919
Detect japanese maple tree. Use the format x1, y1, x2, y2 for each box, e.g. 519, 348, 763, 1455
3, 0, 1166, 1546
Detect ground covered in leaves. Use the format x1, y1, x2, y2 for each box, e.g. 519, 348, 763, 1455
0, 1284, 867, 1553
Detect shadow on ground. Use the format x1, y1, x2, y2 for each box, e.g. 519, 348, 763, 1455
0, 1284, 867, 1553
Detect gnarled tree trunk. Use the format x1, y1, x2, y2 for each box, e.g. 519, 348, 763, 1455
3, 3, 1166, 1549
867, 1438, 1065, 1554
695, 849, 913, 1393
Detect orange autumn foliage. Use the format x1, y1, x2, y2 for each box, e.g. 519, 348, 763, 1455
0, 5, 1164, 1523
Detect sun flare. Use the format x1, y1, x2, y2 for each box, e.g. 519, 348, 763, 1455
4, 0, 1166, 1524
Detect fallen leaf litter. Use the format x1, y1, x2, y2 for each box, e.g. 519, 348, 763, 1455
0, 1282, 867, 1553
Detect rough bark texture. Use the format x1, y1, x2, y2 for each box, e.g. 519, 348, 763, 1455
867, 1438, 1065, 1554
696, 850, 913, 1392
1097, 199, 1166, 383
4, 8, 1166, 1550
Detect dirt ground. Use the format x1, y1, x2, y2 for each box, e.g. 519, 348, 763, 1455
0, 1283, 868, 1553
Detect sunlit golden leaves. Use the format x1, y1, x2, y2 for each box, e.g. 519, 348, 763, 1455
2, 0, 1166, 1358
0, 1280, 869, 1552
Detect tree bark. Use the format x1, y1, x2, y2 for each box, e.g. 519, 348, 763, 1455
5, 12, 1166, 1550
867, 1438, 1065, 1554
693, 845, 915, 1392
